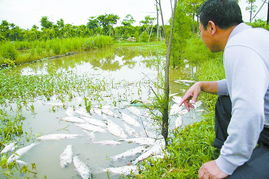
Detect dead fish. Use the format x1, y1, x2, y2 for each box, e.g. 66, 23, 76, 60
82, 130, 95, 141
8, 143, 38, 163
127, 107, 141, 116
174, 79, 195, 84
73, 156, 91, 179
80, 116, 106, 128
169, 93, 179, 97
66, 107, 75, 116
92, 108, 102, 116
104, 165, 138, 175
121, 113, 140, 127
121, 137, 155, 146
172, 96, 182, 104
76, 123, 106, 133
101, 105, 114, 116
60, 145, 73, 168
37, 134, 81, 141
16, 160, 27, 166
175, 116, 183, 128
170, 104, 183, 116
132, 139, 164, 164
60, 116, 85, 123
123, 123, 139, 137
193, 101, 202, 108
1, 142, 16, 154
106, 120, 127, 139
178, 109, 188, 115
111, 146, 147, 161
93, 140, 121, 145
75, 108, 91, 118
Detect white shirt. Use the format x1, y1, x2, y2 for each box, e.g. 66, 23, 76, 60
216, 23, 269, 175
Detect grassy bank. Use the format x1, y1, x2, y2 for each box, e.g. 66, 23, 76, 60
0, 35, 113, 66
138, 35, 225, 178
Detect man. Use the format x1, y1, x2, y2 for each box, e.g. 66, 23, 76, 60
179, 0, 269, 178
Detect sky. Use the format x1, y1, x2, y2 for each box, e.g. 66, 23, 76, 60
0, 0, 267, 29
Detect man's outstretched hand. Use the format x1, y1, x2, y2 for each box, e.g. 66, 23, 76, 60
198, 160, 228, 179
179, 82, 202, 111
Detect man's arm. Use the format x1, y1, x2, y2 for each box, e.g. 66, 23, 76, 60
180, 80, 222, 110
216, 46, 269, 175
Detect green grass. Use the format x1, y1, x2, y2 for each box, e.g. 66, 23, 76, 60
0, 35, 114, 66
138, 35, 225, 178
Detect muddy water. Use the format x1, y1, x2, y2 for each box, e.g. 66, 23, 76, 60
4, 45, 203, 178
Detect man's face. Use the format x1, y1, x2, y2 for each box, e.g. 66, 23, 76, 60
199, 23, 220, 52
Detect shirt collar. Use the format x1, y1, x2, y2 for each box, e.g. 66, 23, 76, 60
228, 23, 251, 40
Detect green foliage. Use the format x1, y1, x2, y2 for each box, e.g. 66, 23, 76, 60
122, 14, 136, 26
0, 36, 113, 65
40, 16, 53, 29
248, 19, 269, 30
139, 33, 225, 178
0, 43, 18, 61
170, 1, 193, 67
181, 35, 223, 65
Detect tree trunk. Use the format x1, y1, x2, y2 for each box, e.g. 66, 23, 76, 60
267, 0, 269, 24
158, 0, 178, 146
156, 2, 160, 40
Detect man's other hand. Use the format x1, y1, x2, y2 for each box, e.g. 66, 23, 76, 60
198, 160, 228, 179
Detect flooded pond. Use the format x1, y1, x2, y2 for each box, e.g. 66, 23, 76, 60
1, 45, 203, 178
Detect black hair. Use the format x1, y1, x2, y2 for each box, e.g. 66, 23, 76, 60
198, 0, 243, 29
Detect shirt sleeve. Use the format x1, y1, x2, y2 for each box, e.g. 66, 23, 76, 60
217, 79, 229, 95
216, 46, 269, 175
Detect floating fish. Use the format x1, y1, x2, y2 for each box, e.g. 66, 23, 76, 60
92, 108, 102, 116
16, 160, 27, 166
82, 130, 95, 141
175, 116, 183, 128
121, 113, 140, 127
193, 101, 202, 108
172, 96, 182, 104
127, 107, 141, 116
121, 137, 155, 146
73, 156, 91, 179
93, 140, 121, 145
174, 79, 195, 84
66, 108, 75, 116
123, 123, 139, 137
102, 106, 114, 117
106, 120, 127, 139
8, 143, 38, 163
104, 165, 138, 175
170, 104, 183, 116
60, 116, 85, 123
37, 134, 81, 141
75, 108, 91, 118
111, 146, 147, 161
169, 93, 179, 97
1, 142, 16, 154
76, 123, 106, 133
132, 140, 164, 164
60, 145, 73, 168
80, 116, 106, 128
178, 109, 188, 115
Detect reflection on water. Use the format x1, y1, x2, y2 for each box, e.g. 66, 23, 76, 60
3, 45, 202, 178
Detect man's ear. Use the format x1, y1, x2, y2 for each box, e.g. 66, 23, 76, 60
207, 21, 216, 35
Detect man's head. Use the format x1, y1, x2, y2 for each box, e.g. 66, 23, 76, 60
198, 0, 243, 52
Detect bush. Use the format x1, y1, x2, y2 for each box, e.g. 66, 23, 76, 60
0, 43, 18, 61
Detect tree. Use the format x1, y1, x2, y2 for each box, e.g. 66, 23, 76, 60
40, 16, 53, 29
121, 14, 135, 26
57, 18, 65, 29
96, 14, 120, 35
246, 0, 257, 22
87, 16, 99, 29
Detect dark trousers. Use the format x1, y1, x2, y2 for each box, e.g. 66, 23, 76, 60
214, 95, 269, 179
